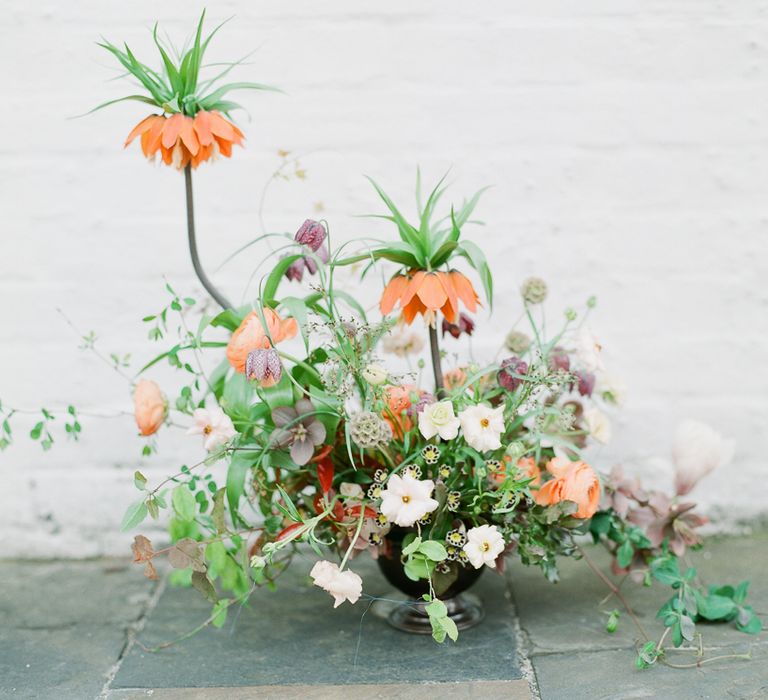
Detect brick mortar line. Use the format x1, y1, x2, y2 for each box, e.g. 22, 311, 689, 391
98, 572, 168, 700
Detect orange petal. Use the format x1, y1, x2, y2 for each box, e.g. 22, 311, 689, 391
415, 273, 448, 312
278, 317, 299, 343
401, 297, 426, 325
161, 113, 185, 150
399, 271, 427, 308
193, 110, 214, 146
143, 117, 165, 157
208, 111, 236, 141
437, 271, 458, 318
216, 136, 233, 158
380, 275, 409, 315
450, 271, 479, 313
125, 115, 159, 147
178, 116, 199, 156
534, 478, 564, 507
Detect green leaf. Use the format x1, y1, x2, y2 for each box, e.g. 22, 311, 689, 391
120, 500, 148, 531
211, 599, 228, 628
616, 540, 634, 569
134, 471, 147, 491
650, 556, 682, 586
76, 94, 159, 118
211, 487, 227, 534
210, 307, 247, 332
441, 615, 459, 642
402, 536, 422, 557
696, 592, 736, 621
199, 81, 282, 110
364, 176, 426, 263
419, 540, 448, 562
736, 609, 762, 635
191, 571, 218, 603
226, 452, 252, 525
172, 485, 196, 522
455, 240, 493, 308
425, 598, 447, 619
261, 254, 303, 306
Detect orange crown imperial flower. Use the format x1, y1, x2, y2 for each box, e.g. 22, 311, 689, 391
380, 269, 480, 326
124, 110, 244, 170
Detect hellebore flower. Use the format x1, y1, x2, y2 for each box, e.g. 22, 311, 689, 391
187, 405, 238, 452
245, 348, 283, 387
133, 379, 167, 436
271, 398, 326, 466
463, 524, 505, 569
497, 357, 528, 392
442, 312, 475, 339
379, 473, 439, 527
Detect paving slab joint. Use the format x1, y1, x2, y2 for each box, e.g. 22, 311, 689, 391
98, 572, 167, 700
505, 575, 543, 700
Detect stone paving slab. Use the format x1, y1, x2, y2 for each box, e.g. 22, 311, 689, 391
108, 679, 531, 699
111, 552, 523, 690
0, 560, 155, 700
507, 532, 768, 699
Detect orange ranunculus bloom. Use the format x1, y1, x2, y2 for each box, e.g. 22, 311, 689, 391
515, 456, 542, 486
226, 308, 298, 374
382, 385, 414, 438
133, 379, 166, 436
380, 270, 480, 326
124, 110, 245, 170
534, 457, 601, 519
443, 367, 468, 391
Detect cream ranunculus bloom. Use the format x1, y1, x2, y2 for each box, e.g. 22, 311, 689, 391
309, 560, 363, 608
458, 404, 505, 452
584, 407, 611, 444
463, 524, 505, 569
672, 420, 734, 495
418, 400, 461, 441
379, 473, 439, 527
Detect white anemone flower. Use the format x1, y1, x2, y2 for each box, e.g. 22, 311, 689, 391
463, 524, 506, 569
379, 473, 439, 527
576, 327, 605, 373
187, 406, 238, 452
458, 404, 505, 452
418, 400, 461, 441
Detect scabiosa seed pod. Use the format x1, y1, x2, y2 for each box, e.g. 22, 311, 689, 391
246, 348, 283, 385
576, 370, 596, 397
498, 356, 528, 392
504, 330, 531, 354
521, 277, 547, 304
348, 411, 392, 449
294, 219, 326, 252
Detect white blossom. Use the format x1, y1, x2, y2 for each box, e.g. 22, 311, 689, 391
463, 524, 505, 569
584, 407, 612, 445
187, 406, 237, 452
379, 473, 439, 527
310, 560, 362, 608
458, 404, 505, 452
576, 327, 604, 373
418, 400, 461, 441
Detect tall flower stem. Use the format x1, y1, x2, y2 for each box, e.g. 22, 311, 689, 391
184, 165, 233, 310
429, 323, 445, 397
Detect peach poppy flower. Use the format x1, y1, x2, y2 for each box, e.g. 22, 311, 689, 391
382, 385, 414, 438
226, 308, 298, 374
443, 367, 468, 391
124, 110, 245, 170
535, 457, 601, 519
380, 270, 480, 326
133, 379, 166, 436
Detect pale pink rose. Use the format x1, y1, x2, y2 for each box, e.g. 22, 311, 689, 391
310, 560, 362, 608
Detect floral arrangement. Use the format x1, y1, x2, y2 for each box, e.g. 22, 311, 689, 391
6, 12, 760, 667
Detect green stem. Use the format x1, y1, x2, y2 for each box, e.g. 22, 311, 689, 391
429, 323, 445, 397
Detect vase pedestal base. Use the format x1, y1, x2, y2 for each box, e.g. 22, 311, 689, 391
386, 593, 484, 634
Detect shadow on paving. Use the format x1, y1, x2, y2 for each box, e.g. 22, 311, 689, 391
111, 551, 523, 691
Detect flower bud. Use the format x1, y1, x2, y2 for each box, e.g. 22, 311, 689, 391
442, 312, 475, 339
246, 348, 283, 386
505, 441, 525, 461
361, 364, 388, 386
250, 555, 267, 570
575, 370, 595, 397
521, 277, 548, 304
294, 219, 326, 252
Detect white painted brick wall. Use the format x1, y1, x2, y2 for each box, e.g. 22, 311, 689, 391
2, 1, 767, 557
